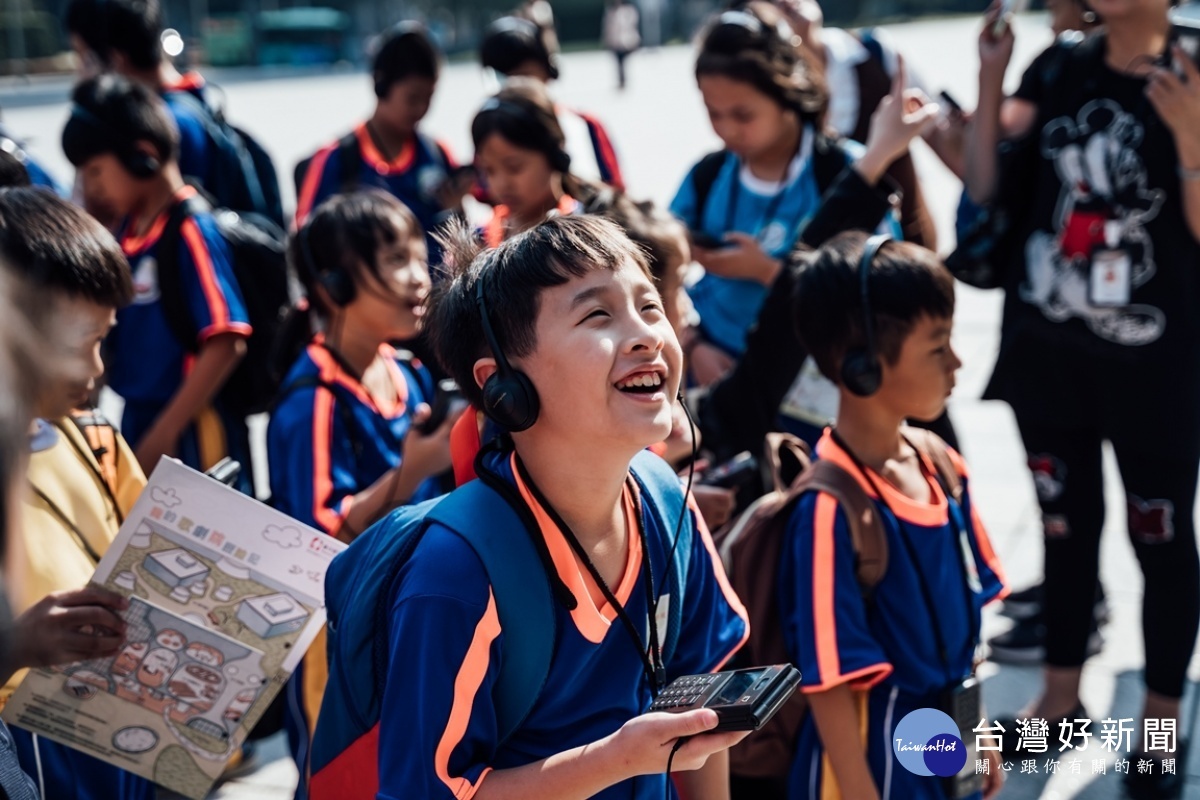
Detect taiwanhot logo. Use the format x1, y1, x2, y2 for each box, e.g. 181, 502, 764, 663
893, 709, 967, 778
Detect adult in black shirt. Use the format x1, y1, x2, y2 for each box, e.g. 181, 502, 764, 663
969, 2, 1200, 793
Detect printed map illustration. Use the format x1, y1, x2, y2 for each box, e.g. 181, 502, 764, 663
3, 458, 343, 800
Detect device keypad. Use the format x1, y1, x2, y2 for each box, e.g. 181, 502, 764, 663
651, 674, 720, 710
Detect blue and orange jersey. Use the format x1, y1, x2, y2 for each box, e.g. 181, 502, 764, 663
377, 447, 748, 799
267, 337, 442, 535
107, 186, 249, 438
780, 429, 1006, 799
161, 72, 214, 192
294, 123, 455, 256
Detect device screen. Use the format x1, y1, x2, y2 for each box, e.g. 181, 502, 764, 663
711, 670, 765, 705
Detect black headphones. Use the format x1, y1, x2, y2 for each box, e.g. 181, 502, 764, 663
840, 234, 892, 398
475, 274, 540, 432
297, 221, 356, 308
482, 16, 560, 80
67, 104, 160, 179
478, 97, 572, 174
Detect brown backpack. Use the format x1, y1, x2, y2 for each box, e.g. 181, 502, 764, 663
715, 428, 962, 782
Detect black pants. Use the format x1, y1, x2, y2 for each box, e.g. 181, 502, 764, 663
1016, 417, 1200, 698
614, 50, 630, 88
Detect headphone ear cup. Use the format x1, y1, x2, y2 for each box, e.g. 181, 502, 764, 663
841, 349, 882, 398
320, 269, 356, 307
121, 150, 159, 179
481, 369, 540, 432
551, 149, 571, 174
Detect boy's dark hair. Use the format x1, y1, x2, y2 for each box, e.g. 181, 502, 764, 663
793, 231, 954, 384
0, 188, 134, 308
372, 22, 440, 99
428, 214, 652, 410
583, 188, 683, 289
696, 2, 826, 127
0, 149, 30, 188
64, 0, 164, 72
62, 73, 178, 172
480, 16, 559, 79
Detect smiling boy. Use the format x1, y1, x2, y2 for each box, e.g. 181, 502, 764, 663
373, 215, 750, 799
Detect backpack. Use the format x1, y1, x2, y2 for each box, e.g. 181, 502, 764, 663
309, 447, 693, 800
169, 90, 285, 227
688, 135, 850, 231
716, 429, 962, 786
157, 193, 290, 417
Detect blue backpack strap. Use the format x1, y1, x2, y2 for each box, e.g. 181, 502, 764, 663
858, 27, 886, 70
426, 480, 556, 744
628, 450, 692, 664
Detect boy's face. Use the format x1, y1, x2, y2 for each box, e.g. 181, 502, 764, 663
512, 258, 683, 451
377, 76, 436, 139
874, 314, 961, 423
347, 234, 431, 342
78, 154, 144, 219
39, 293, 116, 420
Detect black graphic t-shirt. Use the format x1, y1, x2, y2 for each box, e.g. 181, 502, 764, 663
987, 34, 1200, 443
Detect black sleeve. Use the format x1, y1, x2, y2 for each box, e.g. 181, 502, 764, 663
697, 167, 896, 461
1013, 43, 1063, 105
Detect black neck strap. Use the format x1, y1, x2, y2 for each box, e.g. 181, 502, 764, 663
829, 429, 978, 679
513, 455, 666, 696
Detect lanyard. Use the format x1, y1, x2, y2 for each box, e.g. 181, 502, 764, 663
514, 456, 666, 696
830, 430, 979, 681
723, 165, 793, 248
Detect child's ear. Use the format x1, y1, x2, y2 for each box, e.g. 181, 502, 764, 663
472, 358, 498, 392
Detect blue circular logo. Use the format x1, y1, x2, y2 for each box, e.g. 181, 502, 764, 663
892, 708, 967, 778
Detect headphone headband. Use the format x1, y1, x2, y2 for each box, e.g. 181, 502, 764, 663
839, 234, 891, 398
474, 269, 541, 431
858, 234, 891, 364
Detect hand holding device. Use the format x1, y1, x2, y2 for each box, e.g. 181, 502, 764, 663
648, 664, 802, 731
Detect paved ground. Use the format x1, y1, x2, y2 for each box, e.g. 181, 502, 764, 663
8, 11, 1200, 798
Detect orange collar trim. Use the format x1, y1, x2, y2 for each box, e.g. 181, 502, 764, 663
121, 185, 197, 255
815, 429, 949, 528
306, 335, 410, 419
354, 122, 417, 176
510, 453, 643, 645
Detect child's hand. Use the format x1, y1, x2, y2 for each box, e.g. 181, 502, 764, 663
611, 709, 750, 775
692, 485, 737, 530
11, 586, 128, 670
858, 56, 940, 184
402, 403, 456, 481
694, 234, 781, 286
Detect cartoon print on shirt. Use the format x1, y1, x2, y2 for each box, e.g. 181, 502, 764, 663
1022, 99, 1166, 345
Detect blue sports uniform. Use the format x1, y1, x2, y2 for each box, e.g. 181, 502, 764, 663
670, 130, 883, 357
781, 431, 1007, 800
378, 448, 749, 799
294, 123, 455, 259
109, 186, 251, 481
10, 734, 151, 800
161, 74, 214, 194
267, 337, 444, 533
268, 337, 443, 800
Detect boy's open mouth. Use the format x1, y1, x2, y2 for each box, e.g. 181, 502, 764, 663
615, 372, 664, 395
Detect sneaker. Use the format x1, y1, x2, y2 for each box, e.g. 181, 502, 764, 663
995, 703, 1089, 759
999, 582, 1112, 627
987, 618, 1104, 665
1124, 738, 1188, 799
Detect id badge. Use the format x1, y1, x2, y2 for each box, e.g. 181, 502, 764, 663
1088, 247, 1132, 308
941, 678, 984, 799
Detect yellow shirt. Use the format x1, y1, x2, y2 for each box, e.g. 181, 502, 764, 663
5, 415, 145, 700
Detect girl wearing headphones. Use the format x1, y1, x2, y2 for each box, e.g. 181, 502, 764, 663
671, 2, 933, 386
267, 191, 457, 798
472, 78, 599, 247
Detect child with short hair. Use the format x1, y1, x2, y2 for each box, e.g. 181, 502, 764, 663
0, 187, 151, 800
294, 23, 460, 257
61, 75, 252, 488
374, 214, 749, 798
268, 190, 456, 798
780, 232, 1006, 799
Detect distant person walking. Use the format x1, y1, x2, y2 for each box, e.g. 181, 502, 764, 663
604, 0, 641, 89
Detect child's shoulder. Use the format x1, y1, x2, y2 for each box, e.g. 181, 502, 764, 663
395, 519, 499, 610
